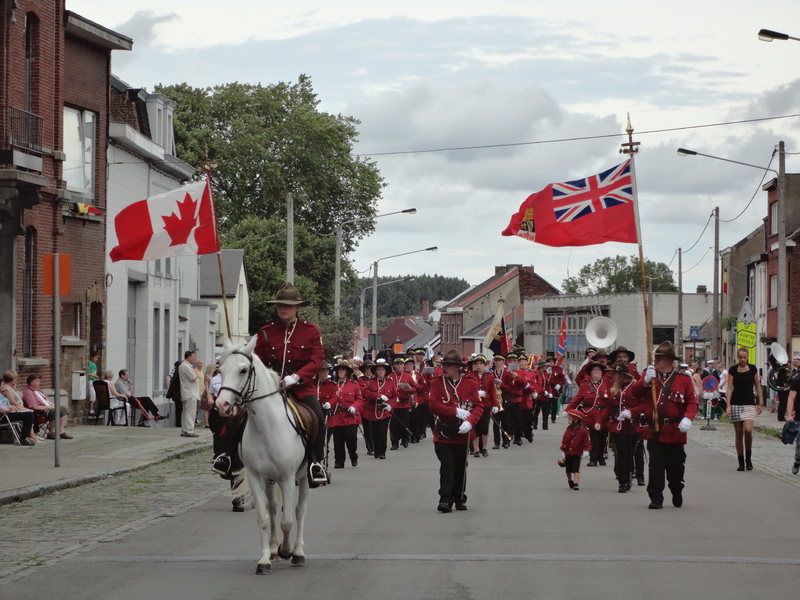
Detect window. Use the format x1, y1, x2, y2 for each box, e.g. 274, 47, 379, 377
24, 13, 39, 112
63, 107, 96, 196
769, 274, 778, 308
163, 308, 171, 390
153, 306, 161, 388
770, 202, 778, 235
61, 303, 81, 338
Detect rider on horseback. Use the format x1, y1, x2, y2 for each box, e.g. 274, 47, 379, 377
213, 282, 328, 486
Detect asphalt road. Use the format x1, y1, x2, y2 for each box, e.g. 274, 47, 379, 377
2, 425, 798, 600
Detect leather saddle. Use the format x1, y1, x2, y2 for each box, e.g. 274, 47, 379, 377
288, 399, 318, 445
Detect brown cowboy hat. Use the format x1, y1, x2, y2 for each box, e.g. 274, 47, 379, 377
266, 282, 310, 307
610, 359, 633, 376
609, 346, 635, 364
440, 349, 466, 367
653, 341, 678, 361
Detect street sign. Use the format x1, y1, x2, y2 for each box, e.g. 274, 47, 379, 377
42, 253, 71, 295
736, 321, 757, 364
689, 327, 701, 340
737, 297, 755, 326
702, 376, 718, 392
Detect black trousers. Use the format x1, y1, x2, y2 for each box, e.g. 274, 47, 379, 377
390, 407, 410, 447
646, 438, 686, 505
362, 419, 374, 453
434, 441, 469, 506
634, 435, 645, 480
549, 394, 560, 422
331, 424, 358, 466
589, 428, 607, 463
133, 396, 160, 419
369, 418, 389, 457
533, 400, 550, 430
415, 404, 429, 438
521, 408, 533, 440
610, 432, 637, 484
296, 394, 326, 463
508, 402, 523, 442
493, 410, 509, 445
4, 411, 34, 438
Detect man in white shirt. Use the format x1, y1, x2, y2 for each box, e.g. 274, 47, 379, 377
178, 351, 200, 437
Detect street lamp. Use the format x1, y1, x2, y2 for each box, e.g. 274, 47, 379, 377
677, 146, 788, 351
334, 208, 417, 318
372, 247, 438, 337
359, 277, 415, 356
758, 29, 800, 42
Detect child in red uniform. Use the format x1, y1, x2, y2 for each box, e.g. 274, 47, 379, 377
560, 408, 591, 490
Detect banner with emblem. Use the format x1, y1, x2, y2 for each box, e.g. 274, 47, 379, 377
484, 303, 512, 357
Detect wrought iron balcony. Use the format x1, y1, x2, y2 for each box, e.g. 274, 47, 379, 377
10, 107, 43, 153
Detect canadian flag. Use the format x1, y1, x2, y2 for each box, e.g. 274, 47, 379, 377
109, 179, 220, 262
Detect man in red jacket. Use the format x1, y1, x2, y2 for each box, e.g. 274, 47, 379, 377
428, 350, 484, 513
629, 341, 698, 510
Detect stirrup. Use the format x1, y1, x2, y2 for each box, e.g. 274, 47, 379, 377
309, 461, 327, 483
212, 453, 231, 477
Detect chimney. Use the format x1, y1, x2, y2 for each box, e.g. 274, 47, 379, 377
696, 285, 707, 294
421, 300, 430, 320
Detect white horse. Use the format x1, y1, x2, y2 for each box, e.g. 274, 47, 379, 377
215, 337, 310, 575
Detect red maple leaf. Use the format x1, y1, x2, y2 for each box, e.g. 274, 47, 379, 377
162, 193, 197, 246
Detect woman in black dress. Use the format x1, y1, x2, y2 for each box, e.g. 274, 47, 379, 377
725, 347, 764, 471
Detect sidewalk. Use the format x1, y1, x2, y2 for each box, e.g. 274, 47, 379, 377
0, 423, 213, 505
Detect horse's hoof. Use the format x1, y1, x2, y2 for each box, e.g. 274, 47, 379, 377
255, 563, 272, 575
277, 546, 293, 560
291, 555, 305, 567
270, 553, 280, 562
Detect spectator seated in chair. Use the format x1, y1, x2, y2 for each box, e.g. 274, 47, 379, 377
114, 369, 165, 426
101, 371, 130, 425
22, 374, 73, 439
1, 371, 36, 445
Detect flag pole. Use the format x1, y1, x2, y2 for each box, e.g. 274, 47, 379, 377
620, 114, 658, 431
200, 159, 231, 342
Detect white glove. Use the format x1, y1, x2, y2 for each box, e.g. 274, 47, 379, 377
618, 409, 632, 421
321, 402, 331, 410
383, 403, 392, 412
524, 384, 530, 390
561, 451, 566, 459
478, 390, 486, 398
491, 406, 499, 415
348, 406, 356, 415
546, 392, 552, 399
678, 417, 692, 433
546, 367, 552, 374
532, 392, 538, 399
458, 421, 472, 434
380, 395, 388, 402
282, 374, 300, 388
455, 407, 470, 420
582, 451, 590, 458
644, 365, 656, 384
555, 384, 561, 392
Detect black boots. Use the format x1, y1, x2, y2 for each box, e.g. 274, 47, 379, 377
745, 451, 753, 471
737, 455, 745, 471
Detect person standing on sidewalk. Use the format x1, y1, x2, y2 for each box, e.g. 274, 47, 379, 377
783, 372, 800, 474
725, 347, 764, 471
178, 351, 200, 438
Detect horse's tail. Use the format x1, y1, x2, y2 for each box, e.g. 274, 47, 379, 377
231, 468, 253, 508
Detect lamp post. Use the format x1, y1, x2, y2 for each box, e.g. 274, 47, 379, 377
372, 247, 438, 336
677, 146, 787, 351
334, 208, 417, 318
359, 277, 415, 356
758, 29, 800, 42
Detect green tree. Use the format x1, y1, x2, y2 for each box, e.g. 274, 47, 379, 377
155, 77, 384, 256
562, 255, 677, 294
346, 274, 470, 321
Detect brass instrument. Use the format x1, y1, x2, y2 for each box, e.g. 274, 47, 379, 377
767, 342, 792, 392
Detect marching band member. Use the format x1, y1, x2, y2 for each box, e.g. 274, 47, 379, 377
501, 352, 526, 446
630, 341, 698, 509
602, 359, 640, 493
491, 354, 510, 449
388, 356, 414, 450
609, 346, 640, 378
411, 349, 431, 440
403, 356, 423, 443
566, 362, 610, 467
533, 359, 552, 431
253, 282, 328, 486
518, 354, 536, 442
560, 408, 591, 490
574, 347, 598, 386
358, 360, 375, 455
544, 356, 566, 425
428, 350, 484, 512
326, 362, 364, 468
361, 359, 396, 460
467, 354, 498, 457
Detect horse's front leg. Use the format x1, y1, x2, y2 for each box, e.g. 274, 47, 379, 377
266, 481, 281, 562
276, 478, 296, 561
291, 474, 309, 566
247, 471, 273, 575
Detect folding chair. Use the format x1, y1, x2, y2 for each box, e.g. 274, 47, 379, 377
0, 413, 22, 444
130, 397, 161, 428
92, 380, 128, 426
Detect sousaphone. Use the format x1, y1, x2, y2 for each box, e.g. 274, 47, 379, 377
585, 317, 617, 349
767, 342, 792, 392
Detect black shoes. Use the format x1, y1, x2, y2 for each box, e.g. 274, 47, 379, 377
598, 459, 606, 466
334, 464, 344, 469
793, 462, 800, 475
390, 445, 399, 451
514, 439, 523, 446
568, 480, 575, 489
618, 483, 629, 493
455, 502, 467, 511
672, 491, 683, 508
572, 484, 579, 491
480, 448, 488, 457
637, 477, 646, 486
351, 458, 358, 467
437, 502, 452, 513
309, 462, 327, 483
492, 444, 501, 450
587, 461, 598, 467
232, 502, 244, 512
648, 502, 663, 509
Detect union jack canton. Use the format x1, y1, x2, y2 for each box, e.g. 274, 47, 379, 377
552, 160, 633, 223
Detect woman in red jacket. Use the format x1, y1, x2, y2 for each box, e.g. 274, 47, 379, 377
428, 350, 483, 513
566, 362, 610, 467
325, 362, 364, 469
361, 359, 396, 460
602, 359, 640, 493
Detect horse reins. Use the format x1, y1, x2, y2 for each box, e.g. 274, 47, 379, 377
218, 350, 284, 406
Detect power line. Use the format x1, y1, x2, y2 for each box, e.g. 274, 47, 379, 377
718, 150, 776, 223
681, 246, 713, 274
356, 113, 800, 157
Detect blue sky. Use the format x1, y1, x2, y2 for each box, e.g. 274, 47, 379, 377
72, 0, 800, 292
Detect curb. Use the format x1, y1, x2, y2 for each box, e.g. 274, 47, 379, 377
0, 442, 212, 506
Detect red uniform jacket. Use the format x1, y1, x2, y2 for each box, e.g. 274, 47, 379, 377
527, 369, 546, 400
601, 379, 639, 435
500, 368, 525, 404
361, 377, 396, 422
473, 371, 497, 410
560, 424, 591, 456
254, 319, 324, 400
318, 380, 338, 417
543, 365, 566, 396
630, 370, 698, 445
326, 380, 364, 427
413, 362, 430, 405
388, 370, 416, 408
520, 369, 535, 409
566, 379, 611, 430
428, 375, 484, 445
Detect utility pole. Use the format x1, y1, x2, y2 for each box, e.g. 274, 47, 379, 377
713, 207, 720, 358
286, 192, 294, 284
777, 141, 787, 350
678, 247, 683, 360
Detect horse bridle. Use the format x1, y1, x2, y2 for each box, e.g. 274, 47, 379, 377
218, 350, 284, 407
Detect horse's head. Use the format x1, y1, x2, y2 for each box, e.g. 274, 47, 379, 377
215, 336, 257, 417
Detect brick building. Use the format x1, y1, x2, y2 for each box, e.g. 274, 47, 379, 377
0, 2, 130, 406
